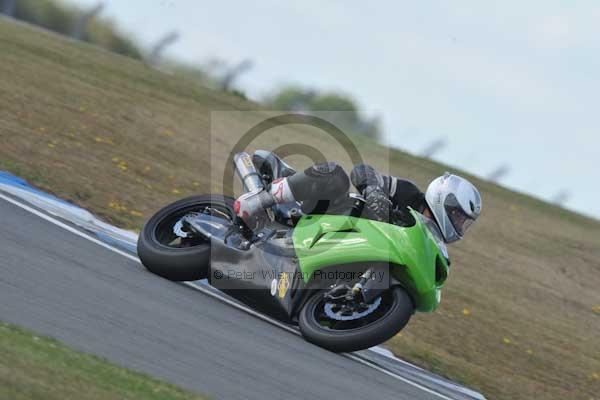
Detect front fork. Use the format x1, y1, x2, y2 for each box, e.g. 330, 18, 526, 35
325, 267, 387, 305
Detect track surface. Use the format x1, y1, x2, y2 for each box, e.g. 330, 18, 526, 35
0, 197, 441, 400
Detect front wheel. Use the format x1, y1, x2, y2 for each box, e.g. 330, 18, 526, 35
298, 287, 413, 353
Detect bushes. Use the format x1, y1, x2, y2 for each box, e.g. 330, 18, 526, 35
264, 86, 382, 140
3, 0, 142, 59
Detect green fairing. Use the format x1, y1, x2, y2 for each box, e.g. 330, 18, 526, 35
292, 210, 449, 312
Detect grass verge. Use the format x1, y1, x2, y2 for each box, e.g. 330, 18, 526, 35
0, 321, 206, 400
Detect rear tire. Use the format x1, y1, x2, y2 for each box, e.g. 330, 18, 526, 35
137, 195, 234, 281
298, 286, 413, 353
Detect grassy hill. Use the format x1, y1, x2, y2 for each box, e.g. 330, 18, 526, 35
1, 17, 599, 400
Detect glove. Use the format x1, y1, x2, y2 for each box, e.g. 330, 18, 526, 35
363, 185, 392, 222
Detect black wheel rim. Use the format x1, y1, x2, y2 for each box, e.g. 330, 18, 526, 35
311, 290, 396, 332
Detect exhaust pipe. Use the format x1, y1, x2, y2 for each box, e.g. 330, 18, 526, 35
233, 152, 264, 193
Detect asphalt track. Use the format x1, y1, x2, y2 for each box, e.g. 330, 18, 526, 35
0, 195, 451, 400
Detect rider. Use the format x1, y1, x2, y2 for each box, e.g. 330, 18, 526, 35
234, 151, 482, 244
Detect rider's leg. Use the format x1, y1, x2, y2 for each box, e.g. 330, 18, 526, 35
287, 162, 349, 202
234, 162, 349, 226
252, 150, 296, 181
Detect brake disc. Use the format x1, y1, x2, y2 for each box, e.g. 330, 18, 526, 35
173, 212, 200, 239
324, 297, 382, 321
173, 219, 190, 238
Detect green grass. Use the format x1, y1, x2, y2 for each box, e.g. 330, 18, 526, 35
0, 321, 206, 400
0, 16, 599, 400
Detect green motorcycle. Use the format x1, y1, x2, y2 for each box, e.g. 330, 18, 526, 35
137, 155, 450, 353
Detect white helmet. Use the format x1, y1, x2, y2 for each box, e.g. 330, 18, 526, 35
425, 173, 482, 243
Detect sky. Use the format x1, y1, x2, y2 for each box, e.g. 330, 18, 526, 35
71, 0, 600, 219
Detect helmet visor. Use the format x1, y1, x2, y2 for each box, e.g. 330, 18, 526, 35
444, 194, 475, 237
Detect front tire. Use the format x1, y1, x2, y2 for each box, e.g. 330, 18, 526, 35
298, 286, 413, 353
137, 195, 234, 281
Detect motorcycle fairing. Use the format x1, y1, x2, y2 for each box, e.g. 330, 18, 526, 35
292, 210, 449, 312
187, 207, 448, 319
205, 223, 301, 322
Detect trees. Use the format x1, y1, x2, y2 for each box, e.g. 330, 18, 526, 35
265, 87, 381, 140
1, 0, 141, 59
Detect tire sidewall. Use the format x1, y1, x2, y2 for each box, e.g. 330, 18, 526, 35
137, 195, 234, 281
298, 286, 413, 353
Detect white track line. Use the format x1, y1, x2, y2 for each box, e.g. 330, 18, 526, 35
0, 191, 454, 400
184, 281, 454, 400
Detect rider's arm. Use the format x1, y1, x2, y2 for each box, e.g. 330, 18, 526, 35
351, 164, 427, 212
350, 164, 391, 221
384, 177, 427, 212
350, 163, 384, 192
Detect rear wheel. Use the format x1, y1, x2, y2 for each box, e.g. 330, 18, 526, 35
298, 286, 413, 353
137, 195, 234, 281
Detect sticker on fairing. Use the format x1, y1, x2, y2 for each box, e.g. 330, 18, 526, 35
270, 279, 278, 296
277, 272, 290, 299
